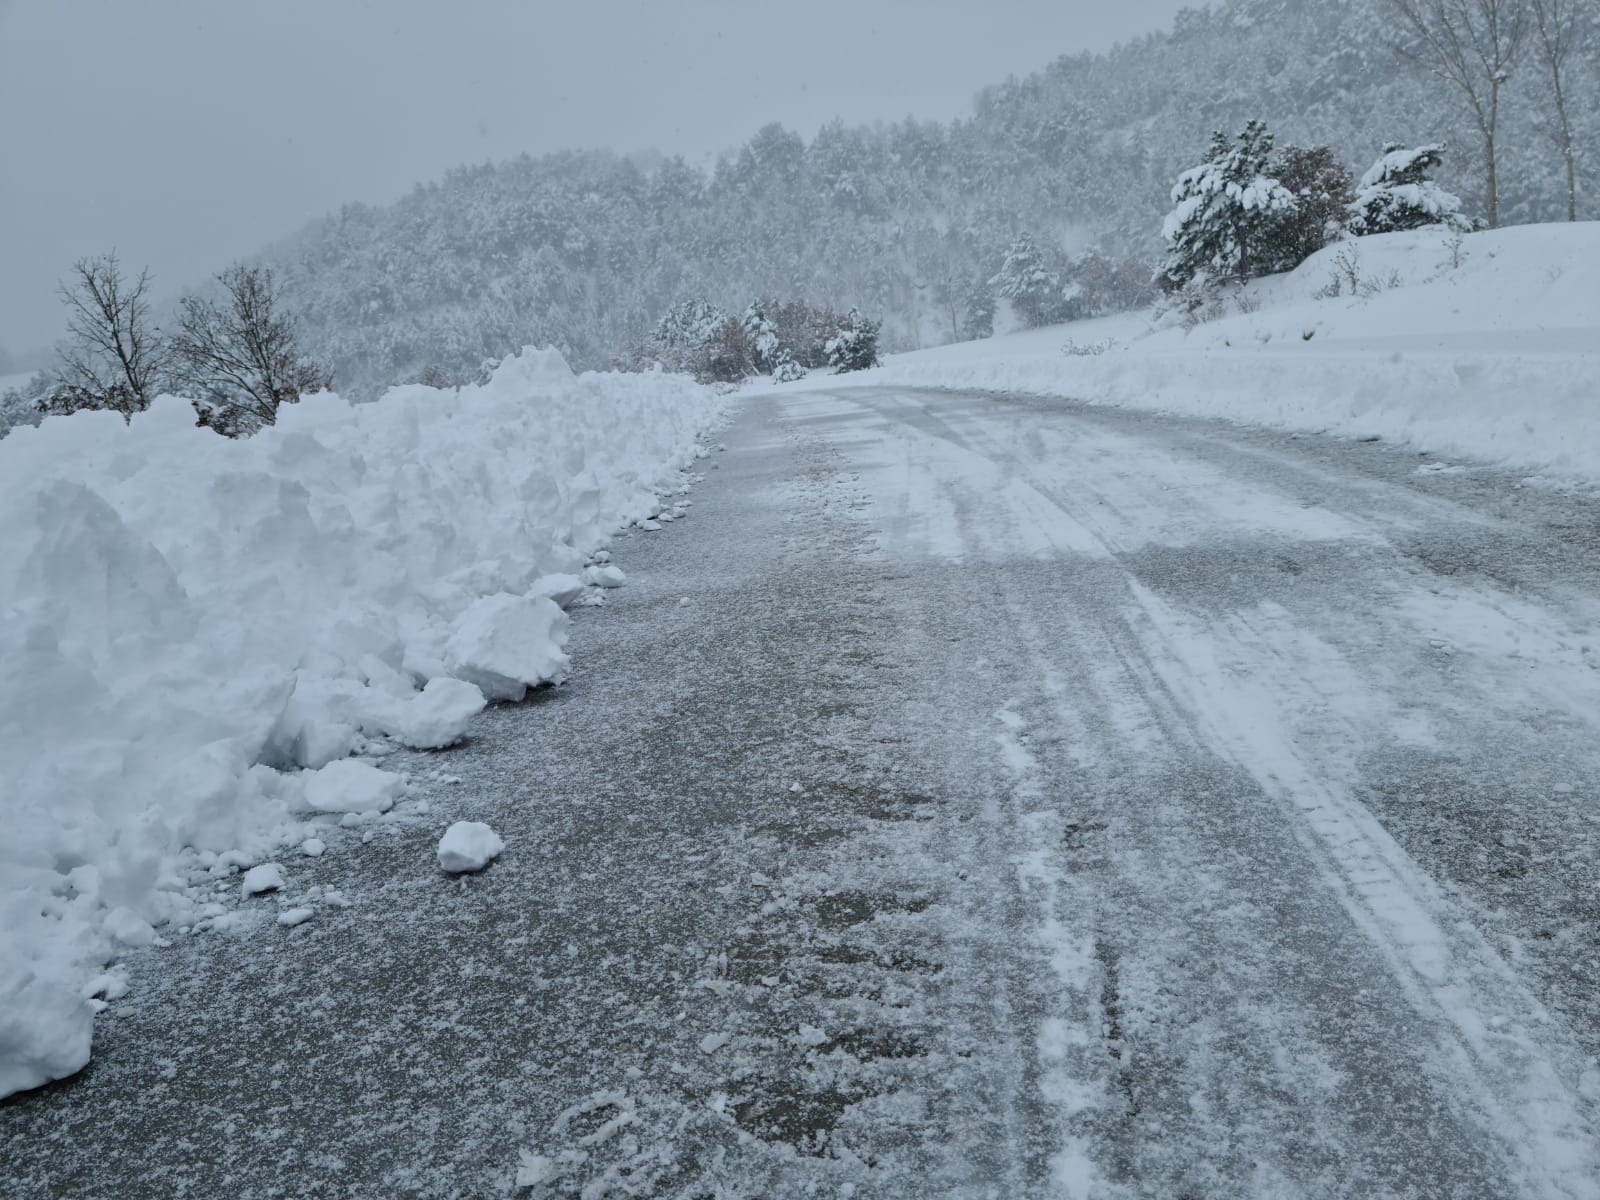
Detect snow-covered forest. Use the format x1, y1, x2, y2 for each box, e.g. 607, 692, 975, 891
245, 0, 1597, 397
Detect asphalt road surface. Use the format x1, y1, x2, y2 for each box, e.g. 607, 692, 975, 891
6, 386, 1600, 1199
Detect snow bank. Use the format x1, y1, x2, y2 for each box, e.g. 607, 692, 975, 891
0, 348, 719, 1096
807, 223, 1600, 484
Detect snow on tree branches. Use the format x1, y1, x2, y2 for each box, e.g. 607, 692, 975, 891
991, 234, 1063, 328
1347, 143, 1472, 236
826, 308, 881, 373
1161, 121, 1298, 289
639, 299, 872, 383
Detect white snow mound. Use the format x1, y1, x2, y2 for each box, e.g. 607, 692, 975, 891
303, 760, 405, 815
436, 821, 505, 873
0, 346, 720, 1097
445, 593, 570, 702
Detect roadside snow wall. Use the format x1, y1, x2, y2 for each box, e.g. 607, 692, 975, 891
0, 348, 720, 1097
822, 223, 1600, 485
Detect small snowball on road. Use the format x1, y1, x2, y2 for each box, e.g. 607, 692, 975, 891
436, 821, 505, 873
240, 864, 284, 897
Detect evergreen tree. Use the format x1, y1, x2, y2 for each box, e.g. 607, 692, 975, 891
1160, 121, 1298, 289
960, 278, 996, 341
1347, 144, 1472, 235
740, 301, 782, 373
826, 308, 881, 373
990, 234, 1062, 327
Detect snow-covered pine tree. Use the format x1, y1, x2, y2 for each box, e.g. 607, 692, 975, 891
741, 301, 782, 373
960, 278, 995, 341
647, 300, 729, 379
0, 370, 49, 441
1160, 121, 1298, 289
1347, 144, 1472, 235
826, 308, 881, 373
990, 234, 1062, 327
771, 355, 806, 383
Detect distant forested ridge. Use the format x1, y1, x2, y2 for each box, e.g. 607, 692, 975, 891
257, 0, 1596, 395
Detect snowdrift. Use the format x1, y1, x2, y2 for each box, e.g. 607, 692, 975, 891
0, 349, 720, 1097
815, 223, 1600, 484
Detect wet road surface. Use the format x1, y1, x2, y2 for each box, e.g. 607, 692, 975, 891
6, 386, 1600, 1198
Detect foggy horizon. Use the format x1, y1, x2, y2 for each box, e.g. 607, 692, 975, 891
0, 0, 1194, 359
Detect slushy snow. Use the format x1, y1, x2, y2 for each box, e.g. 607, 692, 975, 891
436, 821, 505, 873
0, 347, 719, 1096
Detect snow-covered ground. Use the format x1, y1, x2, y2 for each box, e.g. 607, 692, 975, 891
803, 223, 1600, 485
0, 350, 719, 1097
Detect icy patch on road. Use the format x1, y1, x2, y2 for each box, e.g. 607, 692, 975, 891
0, 347, 720, 1096
994, 705, 1106, 1198
1125, 581, 1600, 1194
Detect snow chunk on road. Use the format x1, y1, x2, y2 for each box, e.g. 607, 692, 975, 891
277, 907, 314, 928
241, 863, 284, 896
304, 760, 404, 814
436, 821, 504, 873
0, 975, 93, 1098
445, 593, 570, 702
582, 564, 627, 589
389, 678, 486, 750
699, 1032, 732, 1054
531, 572, 586, 609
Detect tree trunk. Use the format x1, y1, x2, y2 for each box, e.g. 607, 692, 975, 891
1552, 71, 1578, 221
1485, 78, 1501, 229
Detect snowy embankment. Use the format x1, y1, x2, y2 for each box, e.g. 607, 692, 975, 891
818, 223, 1600, 484
0, 349, 720, 1097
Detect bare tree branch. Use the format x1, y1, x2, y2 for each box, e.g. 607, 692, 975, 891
170, 265, 332, 436
48, 252, 170, 419
1528, 0, 1587, 220
1386, 0, 1526, 227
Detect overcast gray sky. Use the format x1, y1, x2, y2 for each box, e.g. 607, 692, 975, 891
0, 0, 1193, 358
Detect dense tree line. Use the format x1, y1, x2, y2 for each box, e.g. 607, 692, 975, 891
8, 0, 1592, 417
239, 0, 1594, 397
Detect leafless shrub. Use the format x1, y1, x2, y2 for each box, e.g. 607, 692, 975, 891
171, 265, 331, 436
43, 253, 170, 419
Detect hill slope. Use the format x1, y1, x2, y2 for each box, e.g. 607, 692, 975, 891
260, 0, 1598, 396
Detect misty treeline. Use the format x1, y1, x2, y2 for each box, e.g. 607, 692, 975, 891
3, 0, 1592, 432
631, 300, 879, 384
224, 0, 1588, 400
1, 255, 329, 439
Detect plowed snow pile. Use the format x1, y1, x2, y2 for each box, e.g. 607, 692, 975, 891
0, 349, 719, 1096
816, 223, 1600, 484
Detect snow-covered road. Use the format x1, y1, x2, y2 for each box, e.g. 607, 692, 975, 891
7, 387, 1600, 1198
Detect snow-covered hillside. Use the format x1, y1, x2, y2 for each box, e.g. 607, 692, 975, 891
815, 223, 1600, 485
0, 352, 720, 1097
